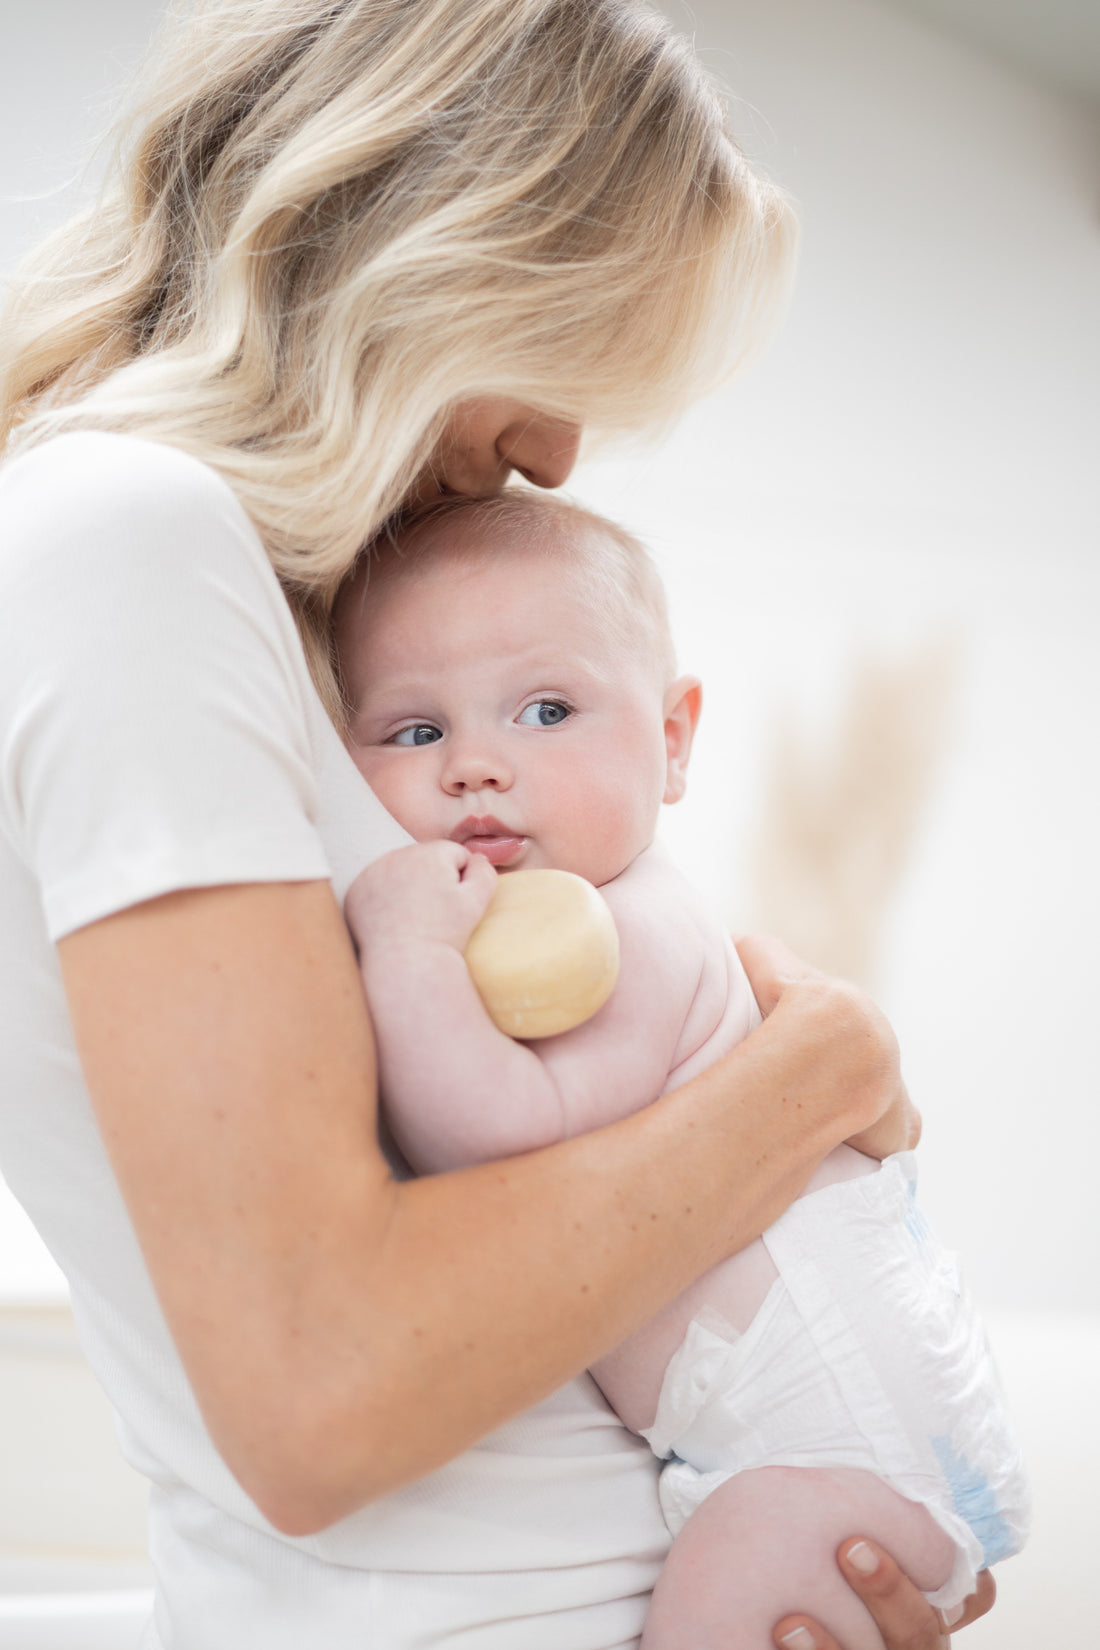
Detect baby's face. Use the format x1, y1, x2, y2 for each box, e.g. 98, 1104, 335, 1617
337, 529, 690, 887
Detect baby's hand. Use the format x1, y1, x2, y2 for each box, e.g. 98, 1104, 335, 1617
345, 841, 498, 959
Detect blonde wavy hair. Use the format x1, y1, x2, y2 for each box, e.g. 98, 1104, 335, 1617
0, 0, 793, 717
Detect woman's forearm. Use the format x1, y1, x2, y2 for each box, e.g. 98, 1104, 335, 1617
230, 975, 895, 1535
60, 881, 901, 1538
225, 1011, 858, 1534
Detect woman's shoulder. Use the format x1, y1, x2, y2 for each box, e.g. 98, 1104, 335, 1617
3, 426, 237, 500
0, 430, 290, 634
0, 428, 313, 727
2, 427, 236, 506
0, 430, 263, 584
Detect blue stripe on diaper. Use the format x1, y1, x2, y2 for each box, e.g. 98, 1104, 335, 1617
903, 1182, 932, 1247
932, 1436, 1014, 1565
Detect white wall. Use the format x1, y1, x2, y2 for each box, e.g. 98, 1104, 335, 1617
0, 0, 162, 275
1, 2, 1097, 1634
572, 0, 1100, 1315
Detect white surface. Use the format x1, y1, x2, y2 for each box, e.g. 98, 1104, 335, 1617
0, 1306, 149, 1551
953, 1313, 1100, 1644
0, 1590, 151, 1650
0, 1593, 151, 1650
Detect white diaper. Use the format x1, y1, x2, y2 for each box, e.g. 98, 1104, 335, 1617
640, 1154, 1029, 1611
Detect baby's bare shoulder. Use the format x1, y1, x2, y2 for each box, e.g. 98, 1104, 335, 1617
604, 847, 758, 1086
603, 844, 726, 944
600, 847, 727, 1006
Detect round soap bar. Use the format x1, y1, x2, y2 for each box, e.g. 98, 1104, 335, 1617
465, 868, 620, 1040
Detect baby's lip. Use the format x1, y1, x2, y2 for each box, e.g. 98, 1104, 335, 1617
451, 815, 528, 867
451, 814, 516, 843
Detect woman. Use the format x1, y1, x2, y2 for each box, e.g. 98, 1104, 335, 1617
0, 2, 994, 1645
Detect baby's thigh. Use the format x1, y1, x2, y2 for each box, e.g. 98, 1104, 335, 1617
640, 1466, 954, 1650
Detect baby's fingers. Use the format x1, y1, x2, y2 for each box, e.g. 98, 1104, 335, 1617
459, 848, 499, 913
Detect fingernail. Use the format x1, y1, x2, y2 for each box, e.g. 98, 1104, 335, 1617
941, 1602, 965, 1628
779, 1631, 816, 1650
845, 1541, 879, 1576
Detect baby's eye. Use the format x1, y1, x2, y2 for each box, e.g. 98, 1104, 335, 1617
517, 700, 571, 728
390, 723, 443, 746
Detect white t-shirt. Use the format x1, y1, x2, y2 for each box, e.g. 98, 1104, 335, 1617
0, 433, 668, 1648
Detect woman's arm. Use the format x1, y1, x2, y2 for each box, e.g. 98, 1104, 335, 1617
59, 877, 912, 1539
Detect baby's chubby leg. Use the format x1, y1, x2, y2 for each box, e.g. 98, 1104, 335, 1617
640, 1465, 954, 1650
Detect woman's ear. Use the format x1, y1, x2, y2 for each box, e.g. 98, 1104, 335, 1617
662, 675, 702, 805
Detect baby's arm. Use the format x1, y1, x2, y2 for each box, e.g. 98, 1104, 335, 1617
349, 841, 710, 1176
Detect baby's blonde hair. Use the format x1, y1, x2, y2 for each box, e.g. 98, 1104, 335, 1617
0, 0, 793, 716
345, 489, 678, 700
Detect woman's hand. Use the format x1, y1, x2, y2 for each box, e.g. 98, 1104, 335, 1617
773, 1540, 996, 1649
735, 932, 921, 1162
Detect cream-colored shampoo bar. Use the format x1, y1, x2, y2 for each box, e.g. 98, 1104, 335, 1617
464, 868, 620, 1040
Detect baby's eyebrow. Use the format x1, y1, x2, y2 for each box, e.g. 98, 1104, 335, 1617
354, 676, 438, 708
507, 645, 618, 680
349, 694, 437, 732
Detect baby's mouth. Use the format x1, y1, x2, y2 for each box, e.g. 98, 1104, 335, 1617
451, 816, 528, 868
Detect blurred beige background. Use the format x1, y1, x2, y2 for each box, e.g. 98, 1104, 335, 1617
1, 0, 1097, 1643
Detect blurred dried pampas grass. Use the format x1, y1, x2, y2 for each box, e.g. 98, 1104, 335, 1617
748, 634, 962, 987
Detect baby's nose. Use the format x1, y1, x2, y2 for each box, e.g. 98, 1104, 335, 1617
442, 746, 513, 795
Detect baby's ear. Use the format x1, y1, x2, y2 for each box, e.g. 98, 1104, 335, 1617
662, 675, 702, 805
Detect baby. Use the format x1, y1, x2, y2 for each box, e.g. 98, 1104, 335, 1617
334, 492, 1027, 1648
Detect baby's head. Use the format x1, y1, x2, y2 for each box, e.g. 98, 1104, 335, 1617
334, 492, 700, 887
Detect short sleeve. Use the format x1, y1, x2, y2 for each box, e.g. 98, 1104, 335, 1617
0, 432, 332, 939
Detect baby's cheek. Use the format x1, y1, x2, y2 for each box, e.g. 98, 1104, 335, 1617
556, 773, 651, 884
353, 754, 432, 840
